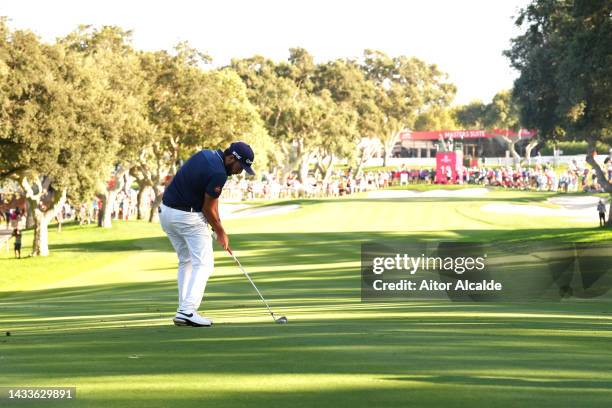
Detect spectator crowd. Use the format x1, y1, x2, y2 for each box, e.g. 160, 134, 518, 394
1, 158, 610, 224
219, 159, 611, 200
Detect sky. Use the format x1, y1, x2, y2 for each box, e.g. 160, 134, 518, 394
0, 0, 531, 105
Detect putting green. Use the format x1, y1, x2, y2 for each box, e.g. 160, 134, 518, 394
1, 189, 611, 407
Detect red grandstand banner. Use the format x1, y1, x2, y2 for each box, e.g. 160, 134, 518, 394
400, 129, 537, 141
435, 152, 462, 184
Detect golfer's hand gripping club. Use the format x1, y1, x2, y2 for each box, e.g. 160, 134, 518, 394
211, 229, 230, 252
203, 194, 230, 252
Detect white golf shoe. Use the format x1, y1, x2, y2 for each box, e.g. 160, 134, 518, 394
173, 311, 213, 327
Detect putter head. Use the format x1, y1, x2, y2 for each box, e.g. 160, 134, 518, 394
275, 316, 288, 324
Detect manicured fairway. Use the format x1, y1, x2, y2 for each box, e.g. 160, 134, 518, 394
1, 190, 611, 407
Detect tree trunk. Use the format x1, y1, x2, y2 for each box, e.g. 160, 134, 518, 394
28, 190, 66, 256
148, 188, 163, 223
355, 139, 378, 177
323, 155, 336, 183
525, 138, 539, 165
383, 131, 401, 167
26, 202, 35, 229
585, 140, 612, 227
32, 209, 54, 257
496, 134, 522, 167
98, 166, 128, 228
32, 210, 45, 256
354, 161, 364, 178
136, 184, 147, 220
313, 159, 324, 179
278, 141, 300, 184
99, 190, 117, 228
382, 149, 389, 167
353, 138, 380, 177
298, 153, 311, 183
20, 177, 66, 256
508, 141, 521, 167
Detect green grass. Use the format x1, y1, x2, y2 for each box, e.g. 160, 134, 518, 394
1, 190, 611, 407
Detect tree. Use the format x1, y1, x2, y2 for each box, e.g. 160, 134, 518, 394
555, 0, 611, 202
504, 20, 559, 164
136, 46, 272, 221
313, 59, 372, 178
452, 101, 488, 152
413, 107, 458, 153
361, 50, 456, 165
507, 0, 612, 224
454, 101, 487, 129
60, 26, 153, 228
232, 50, 308, 181
1, 29, 71, 256
232, 49, 359, 182
292, 90, 358, 182
484, 90, 524, 166
454, 93, 537, 165
0, 23, 121, 255
414, 107, 458, 132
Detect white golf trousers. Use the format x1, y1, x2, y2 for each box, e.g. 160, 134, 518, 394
159, 203, 214, 313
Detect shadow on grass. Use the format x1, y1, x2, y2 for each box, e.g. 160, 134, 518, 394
46, 227, 609, 259
2, 307, 612, 395
2, 260, 612, 407
2, 202, 612, 406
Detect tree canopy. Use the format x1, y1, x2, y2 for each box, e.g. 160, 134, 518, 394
506, 0, 611, 204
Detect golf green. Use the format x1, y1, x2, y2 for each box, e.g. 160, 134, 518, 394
1, 189, 611, 407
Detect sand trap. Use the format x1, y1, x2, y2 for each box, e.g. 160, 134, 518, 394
481, 196, 608, 221
547, 195, 607, 209
481, 203, 594, 220
219, 203, 250, 219
367, 188, 489, 199
220, 203, 300, 219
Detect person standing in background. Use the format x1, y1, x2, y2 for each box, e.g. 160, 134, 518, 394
597, 199, 607, 227
11, 227, 22, 259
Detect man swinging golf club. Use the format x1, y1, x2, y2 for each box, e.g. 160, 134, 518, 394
159, 141, 255, 327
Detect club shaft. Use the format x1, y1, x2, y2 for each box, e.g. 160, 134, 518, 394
230, 251, 277, 321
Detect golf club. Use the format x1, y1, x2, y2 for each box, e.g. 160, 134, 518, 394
224, 245, 287, 324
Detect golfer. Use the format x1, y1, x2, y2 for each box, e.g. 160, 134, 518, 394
160, 141, 255, 327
